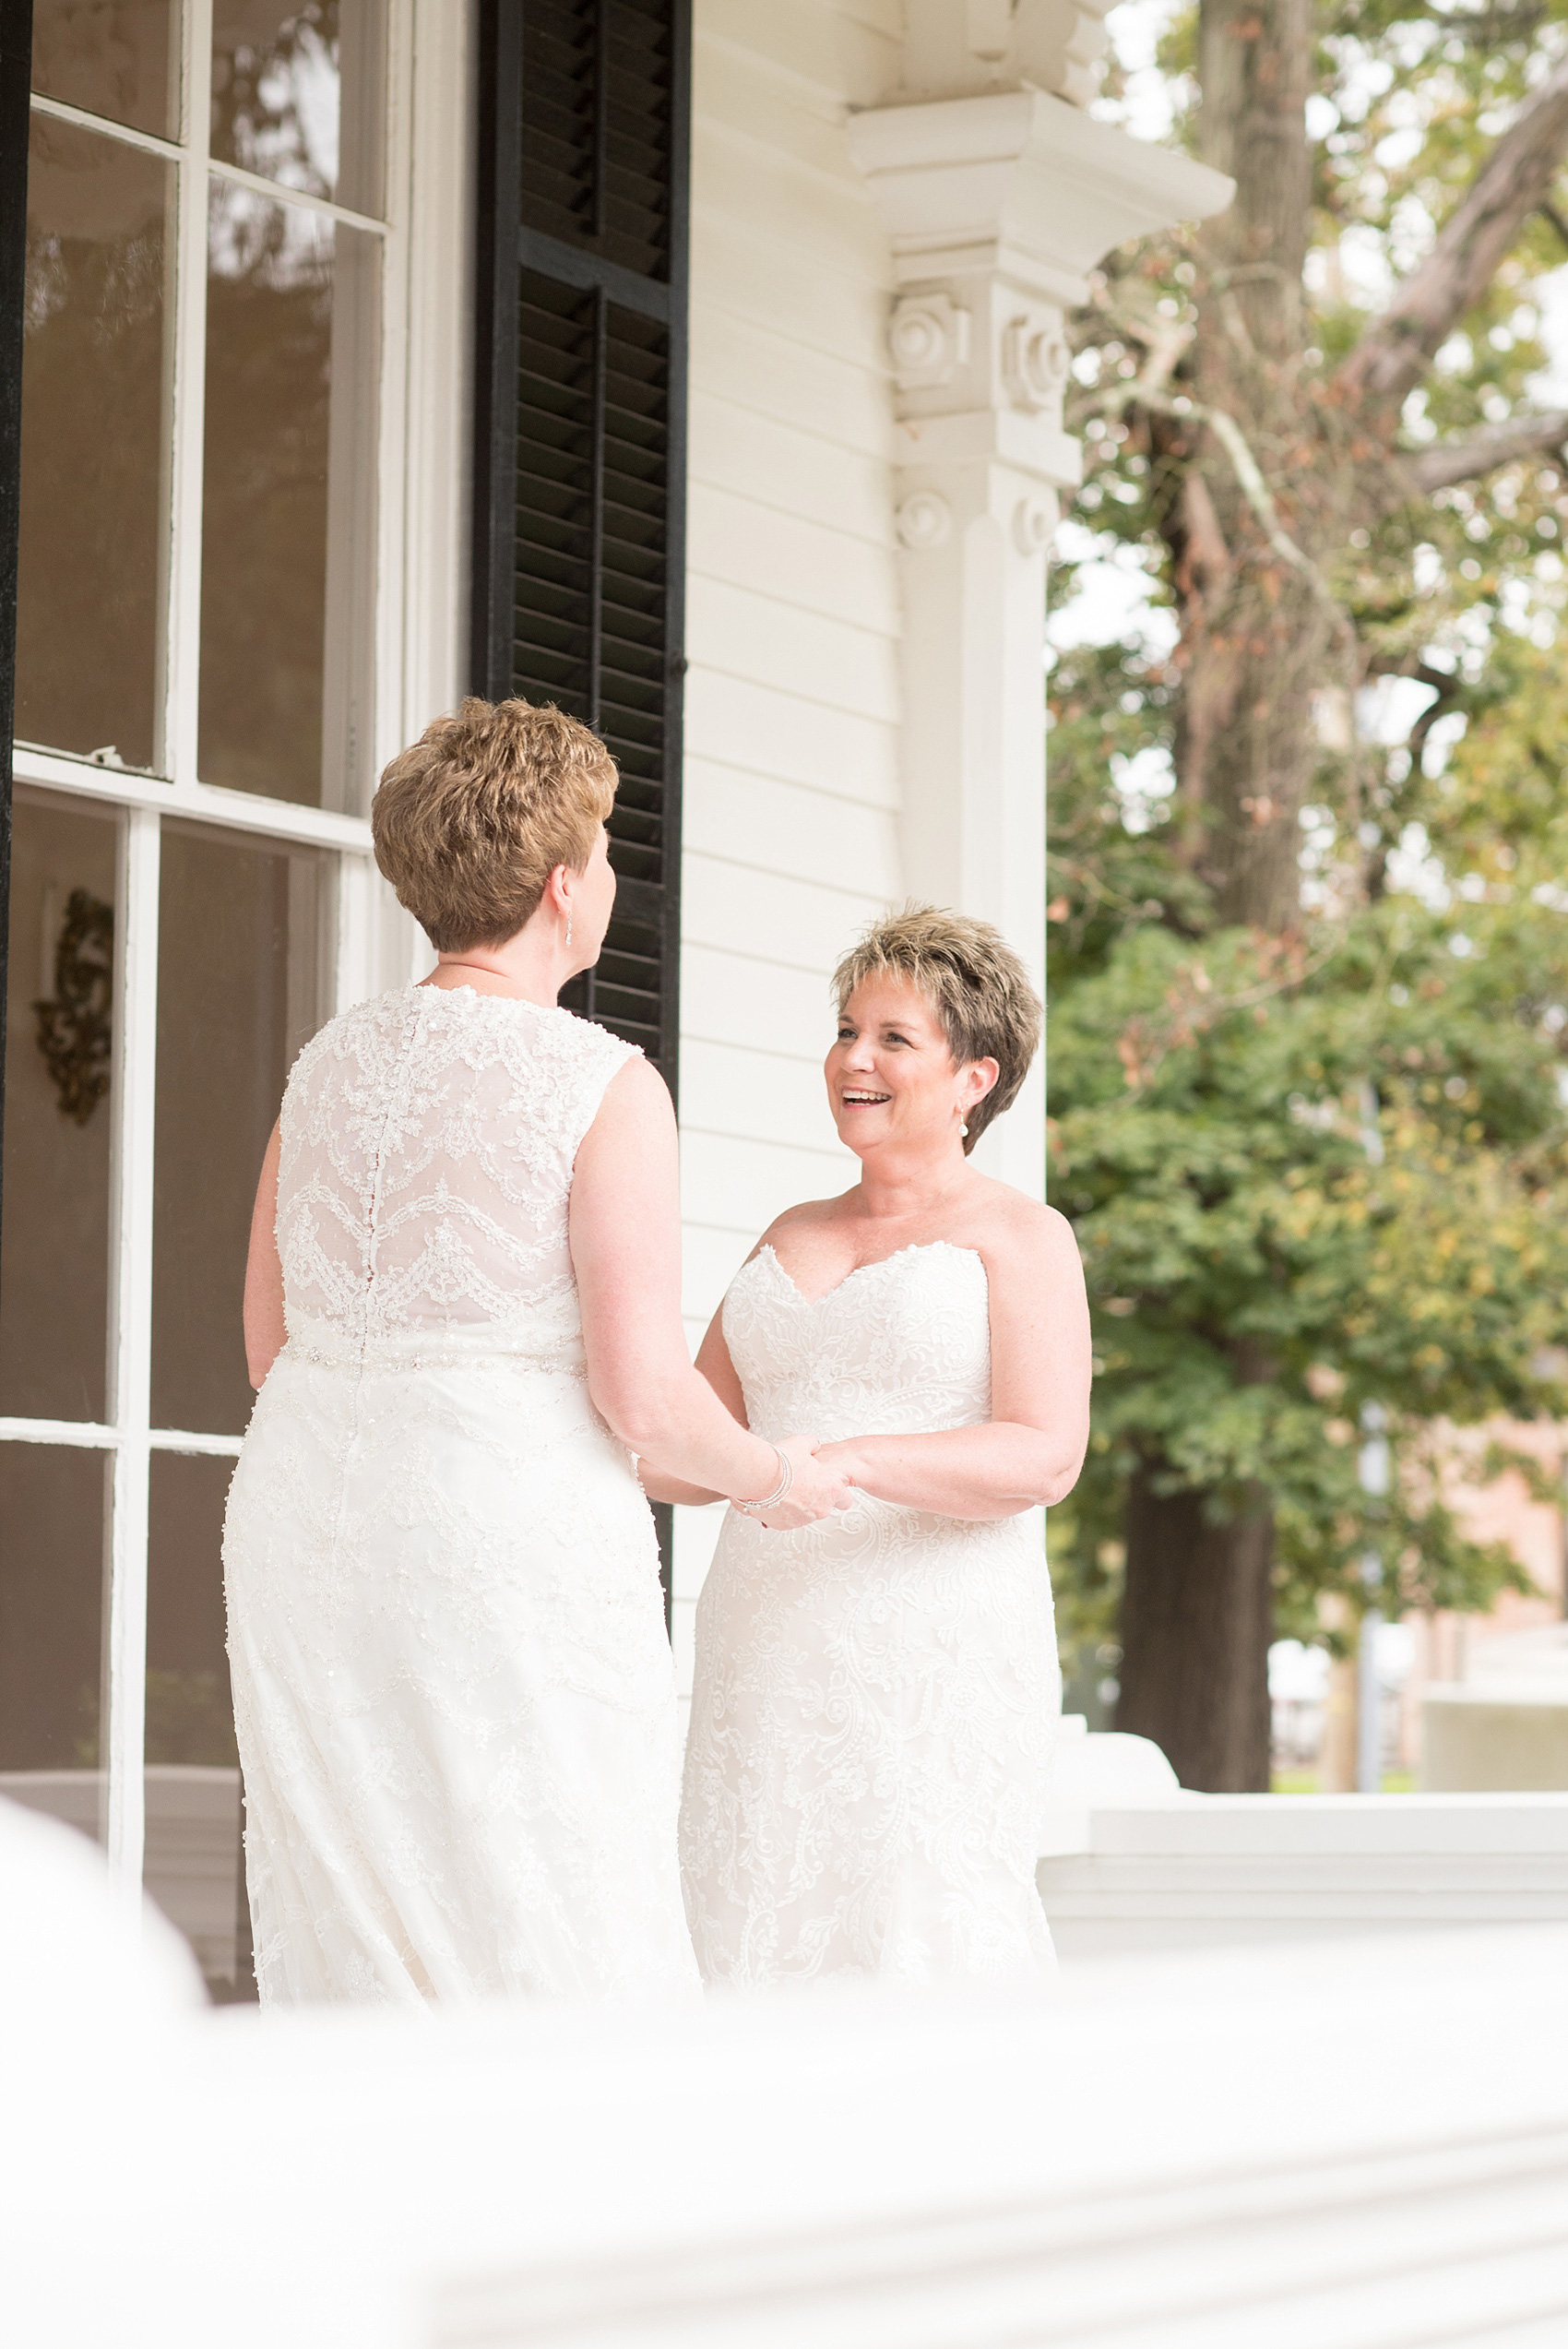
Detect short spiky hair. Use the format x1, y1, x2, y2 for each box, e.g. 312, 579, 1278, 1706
833, 903, 1041, 1155
372, 698, 616, 953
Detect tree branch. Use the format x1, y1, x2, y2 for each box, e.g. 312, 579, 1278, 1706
1097, 367, 1349, 629
1403, 409, 1568, 493
1538, 198, 1568, 254
1338, 57, 1568, 411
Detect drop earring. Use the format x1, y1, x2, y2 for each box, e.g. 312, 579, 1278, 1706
565, 916, 573, 949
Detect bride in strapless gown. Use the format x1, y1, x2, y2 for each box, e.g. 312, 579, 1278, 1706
664, 906, 1092, 1989
681, 1240, 1063, 1984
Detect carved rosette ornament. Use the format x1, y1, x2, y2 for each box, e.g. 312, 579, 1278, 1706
889, 294, 969, 388
896, 490, 953, 549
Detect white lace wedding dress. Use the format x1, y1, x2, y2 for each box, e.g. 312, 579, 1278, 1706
222, 984, 698, 2006
680, 1241, 1060, 1986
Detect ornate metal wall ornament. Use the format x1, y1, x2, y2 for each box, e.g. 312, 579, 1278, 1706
35, 888, 114, 1126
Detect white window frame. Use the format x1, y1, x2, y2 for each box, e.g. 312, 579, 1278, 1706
2, 0, 470, 1912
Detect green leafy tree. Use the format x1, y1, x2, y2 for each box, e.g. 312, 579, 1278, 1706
1049, 1, 1568, 1784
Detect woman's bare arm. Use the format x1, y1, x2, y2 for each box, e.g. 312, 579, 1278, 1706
572, 1062, 848, 1526
814, 1205, 1091, 1519
637, 1304, 748, 1505
244, 1122, 287, 1389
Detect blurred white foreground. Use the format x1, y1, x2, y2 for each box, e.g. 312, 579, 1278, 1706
4, 1795, 1567, 2348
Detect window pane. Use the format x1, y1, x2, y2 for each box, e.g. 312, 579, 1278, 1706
150, 823, 333, 1436
198, 182, 380, 808
146, 1451, 252, 1999
0, 791, 119, 1422
31, 0, 178, 140
210, 0, 386, 216
16, 113, 171, 772
0, 1444, 107, 1846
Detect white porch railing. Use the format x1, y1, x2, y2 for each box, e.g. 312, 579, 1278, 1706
5, 1793, 1568, 2347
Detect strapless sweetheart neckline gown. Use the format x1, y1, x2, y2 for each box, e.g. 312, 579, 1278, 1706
679, 1240, 1060, 1986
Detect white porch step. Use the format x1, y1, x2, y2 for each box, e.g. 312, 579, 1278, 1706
1039, 1792, 1568, 1956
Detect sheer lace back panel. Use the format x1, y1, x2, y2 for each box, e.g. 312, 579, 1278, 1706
276, 986, 637, 1364
226, 985, 695, 2005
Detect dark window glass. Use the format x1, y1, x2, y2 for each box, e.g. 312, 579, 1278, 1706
198, 180, 380, 807
150, 822, 332, 1435
211, 0, 385, 216
16, 114, 170, 771
0, 1444, 107, 1844
31, 0, 178, 141
0, 791, 119, 1422
146, 1451, 251, 1998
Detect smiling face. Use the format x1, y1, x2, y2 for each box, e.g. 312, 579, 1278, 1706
826, 974, 998, 1164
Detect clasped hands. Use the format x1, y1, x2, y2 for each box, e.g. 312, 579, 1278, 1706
748, 1431, 855, 1531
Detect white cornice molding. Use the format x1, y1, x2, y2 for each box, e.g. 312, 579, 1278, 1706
848, 87, 1234, 304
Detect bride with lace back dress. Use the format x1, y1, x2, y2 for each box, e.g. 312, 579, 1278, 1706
666, 907, 1092, 1987
223, 701, 847, 2005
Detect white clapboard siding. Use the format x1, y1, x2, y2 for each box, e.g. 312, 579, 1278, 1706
683, 853, 888, 980
696, 21, 892, 174
681, 1038, 841, 1153
699, 0, 901, 116
689, 214, 887, 376
684, 576, 898, 723
680, 2, 901, 1660
682, 1129, 855, 1242
690, 308, 890, 457
679, 942, 840, 1054
687, 485, 899, 635
688, 388, 893, 540
680, 1223, 762, 1324
696, 108, 892, 281
683, 761, 902, 891
685, 669, 899, 805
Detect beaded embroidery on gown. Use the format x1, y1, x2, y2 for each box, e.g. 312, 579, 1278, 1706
680, 1242, 1059, 1987
222, 985, 698, 2006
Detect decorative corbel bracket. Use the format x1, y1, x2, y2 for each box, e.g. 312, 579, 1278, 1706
849, 88, 1232, 506
846, 86, 1231, 1199
849, 86, 1233, 309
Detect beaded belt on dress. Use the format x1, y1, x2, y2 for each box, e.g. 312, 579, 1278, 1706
281, 1336, 580, 1376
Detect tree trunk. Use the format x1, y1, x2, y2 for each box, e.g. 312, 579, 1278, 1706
1171, 0, 1329, 933
1117, 1461, 1275, 1789
1116, 0, 1322, 1767
1110, 2, 1568, 1780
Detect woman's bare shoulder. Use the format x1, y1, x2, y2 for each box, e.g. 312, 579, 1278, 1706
960, 1179, 1083, 1276
590, 1051, 675, 1126
749, 1192, 857, 1258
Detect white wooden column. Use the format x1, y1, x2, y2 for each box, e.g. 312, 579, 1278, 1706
849, 83, 1230, 1196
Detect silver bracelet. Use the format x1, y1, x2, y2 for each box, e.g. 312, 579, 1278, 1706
734, 1443, 792, 1517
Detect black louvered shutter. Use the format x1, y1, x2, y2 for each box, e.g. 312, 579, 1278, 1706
472, 0, 689, 1092
473, 1, 689, 1629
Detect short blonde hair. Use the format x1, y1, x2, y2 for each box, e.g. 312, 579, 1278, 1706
372, 698, 617, 952
833, 903, 1041, 1154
